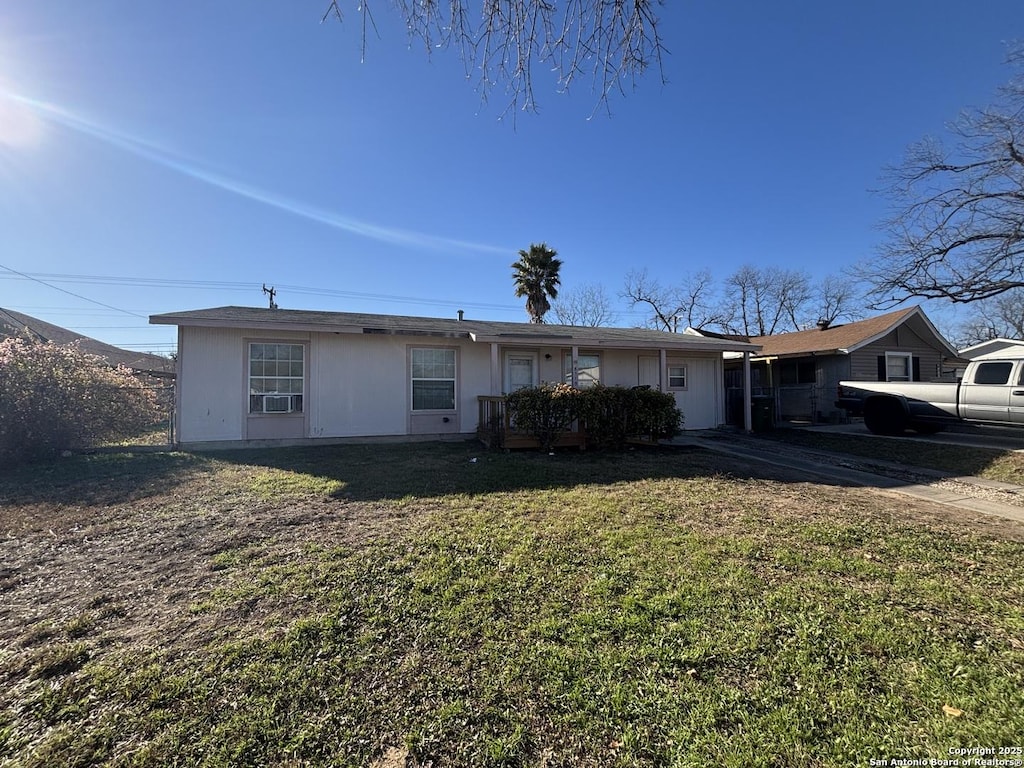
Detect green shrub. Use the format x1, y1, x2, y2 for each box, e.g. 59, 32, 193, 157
504, 384, 683, 451
575, 385, 631, 450
0, 337, 161, 464
505, 382, 581, 452
578, 385, 683, 449
625, 386, 684, 442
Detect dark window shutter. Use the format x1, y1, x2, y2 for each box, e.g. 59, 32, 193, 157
912, 357, 921, 382
877, 356, 886, 381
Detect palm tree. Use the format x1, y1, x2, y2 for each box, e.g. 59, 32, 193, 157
511, 243, 562, 323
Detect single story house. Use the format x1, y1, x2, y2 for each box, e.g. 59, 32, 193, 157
150, 306, 762, 447
693, 306, 962, 425
959, 337, 1024, 361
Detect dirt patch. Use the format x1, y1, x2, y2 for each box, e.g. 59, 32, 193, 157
0, 483, 421, 680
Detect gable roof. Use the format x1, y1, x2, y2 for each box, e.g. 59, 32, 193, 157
150, 306, 761, 353
0, 307, 173, 374
747, 307, 960, 360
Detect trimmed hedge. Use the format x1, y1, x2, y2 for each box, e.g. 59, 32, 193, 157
505, 384, 683, 451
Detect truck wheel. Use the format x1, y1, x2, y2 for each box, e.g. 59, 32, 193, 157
864, 398, 907, 435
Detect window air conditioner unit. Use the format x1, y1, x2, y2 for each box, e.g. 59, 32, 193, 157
263, 395, 293, 413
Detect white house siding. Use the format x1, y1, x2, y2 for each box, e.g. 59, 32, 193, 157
668, 355, 722, 430
457, 342, 492, 431
309, 333, 409, 438
177, 326, 247, 442
600, 349, 648, 388
310, 335, 490, 438
174, 323, 736, 443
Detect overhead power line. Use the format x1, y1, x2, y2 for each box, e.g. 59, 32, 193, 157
0, 263, 147, 319
0, 270, 525, 313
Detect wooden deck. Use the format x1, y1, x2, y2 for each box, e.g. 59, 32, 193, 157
476, 395, 586, 450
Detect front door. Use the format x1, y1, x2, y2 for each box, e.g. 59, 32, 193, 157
505, 352, 538, 392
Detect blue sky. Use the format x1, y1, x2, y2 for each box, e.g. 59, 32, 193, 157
0, 2, 1019, 355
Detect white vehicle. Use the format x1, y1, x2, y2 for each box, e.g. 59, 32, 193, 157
835, 358, 1024, 435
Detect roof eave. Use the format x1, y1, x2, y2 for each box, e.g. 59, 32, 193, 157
752, 348, 847, 360
151, 313, 761, 352
470, 332, 760, 352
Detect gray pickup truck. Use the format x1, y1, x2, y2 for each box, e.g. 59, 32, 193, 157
835, 358, 1024, 435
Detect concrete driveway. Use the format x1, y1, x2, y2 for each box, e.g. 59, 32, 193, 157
799, 421, 1024, 452
679, 425, 1024, 525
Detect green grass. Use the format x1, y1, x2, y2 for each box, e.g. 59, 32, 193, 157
2, 442, 1023, 767
754, 429, 1024, 484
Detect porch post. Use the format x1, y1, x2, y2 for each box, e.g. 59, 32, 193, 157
659, 348, 667, 391
743, 350, 753, 433
490, 343, 500, 395
570, 345, 579, 388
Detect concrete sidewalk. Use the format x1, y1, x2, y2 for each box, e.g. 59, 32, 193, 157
674, 432, 1024, 525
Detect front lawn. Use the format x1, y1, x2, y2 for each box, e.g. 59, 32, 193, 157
2, 443, 1022, 767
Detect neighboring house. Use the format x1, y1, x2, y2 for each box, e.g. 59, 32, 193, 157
150, 306, 762, 447
693, 306, 962, 424
959, 337, 1024, 361
0, 307, 174, 377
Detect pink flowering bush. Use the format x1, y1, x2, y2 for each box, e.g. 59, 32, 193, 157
0, 337, 161, 464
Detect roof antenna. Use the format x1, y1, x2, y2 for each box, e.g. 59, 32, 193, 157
262, 284, 278, 310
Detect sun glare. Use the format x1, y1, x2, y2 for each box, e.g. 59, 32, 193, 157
0, 89, 45, 149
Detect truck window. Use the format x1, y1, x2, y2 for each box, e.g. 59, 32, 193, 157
973, 362, 1013, 385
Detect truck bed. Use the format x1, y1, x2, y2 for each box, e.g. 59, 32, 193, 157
836, 381, 960, 420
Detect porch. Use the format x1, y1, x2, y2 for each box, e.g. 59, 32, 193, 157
476, 394, 675, 450
476, 395, 587, 449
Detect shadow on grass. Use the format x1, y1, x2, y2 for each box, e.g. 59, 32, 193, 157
0, 439, 866, 509
206, 439, 842, 502
0, 450, 217, 507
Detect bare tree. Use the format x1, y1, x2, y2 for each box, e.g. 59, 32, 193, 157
957, 288, 1024, 345
552, 283, 618, 326
622, 269, 725, 331
722, 265, 811, 336
622, 269, 678, 330
322, 1, 667, 115
810, 275, 865, 329
675, 270, 728, 331
862, 46, 1024, 307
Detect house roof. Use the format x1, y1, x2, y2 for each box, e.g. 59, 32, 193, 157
150, 306, 762, 353
1, 307, 174, 374
746, 306, 960, 360
959, 337, 1024, 360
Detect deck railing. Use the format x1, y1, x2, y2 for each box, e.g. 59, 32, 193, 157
476, 395, 586, 449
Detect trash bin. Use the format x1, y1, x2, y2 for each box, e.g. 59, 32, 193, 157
751, 396, 775, 432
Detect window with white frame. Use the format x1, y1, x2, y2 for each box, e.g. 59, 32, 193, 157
411, 347, 456, 410
668, 364, 687, 390
885, 352, 913, 382
249, 343, 304, 414
563, 352, 601, 388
